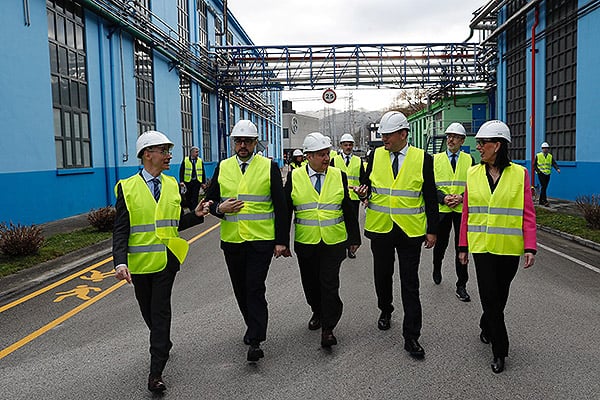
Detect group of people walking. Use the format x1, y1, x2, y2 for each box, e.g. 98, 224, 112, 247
113, 111, 537, 393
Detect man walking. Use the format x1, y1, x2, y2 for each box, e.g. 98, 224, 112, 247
179, 145, 205, 210
533, 142, 560, 206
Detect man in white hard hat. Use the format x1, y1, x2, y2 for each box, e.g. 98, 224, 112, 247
179, 145, 206, 211
432, 123, 475, 302
331, 133, 366, 258
113, 130, 212, 393
204, 120, 289, 363
284, 132, 360, 349
533, 142, 560, 206
355, 111, 438, 359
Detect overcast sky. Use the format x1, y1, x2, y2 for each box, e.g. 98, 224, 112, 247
226, 0, 487, 112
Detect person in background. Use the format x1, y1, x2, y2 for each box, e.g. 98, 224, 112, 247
284, 131, 360, 349
179, 146, 206, 211
113, 131, 211, 393
331, 133, 366, 259
432, 122, 475, 302
290, 149, 305, 170
458, 120, 536, 374
204, 120, 289, 363
533, 142, 560, 206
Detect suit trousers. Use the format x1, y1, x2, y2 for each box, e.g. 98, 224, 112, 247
537, 173, 550, 204
473, 253, 519, 358
184, 179, 201, 210
131, 262, 178, 376
222, 241, 273, 343
295, 241, 346, 330
433, 211, 468, 287
369, 224, 423, 340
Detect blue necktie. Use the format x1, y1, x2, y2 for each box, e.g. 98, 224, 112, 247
451, 153, 457, 172
392, 152, 400, 178
151, 178, 160, 202
314, 173, 322, 193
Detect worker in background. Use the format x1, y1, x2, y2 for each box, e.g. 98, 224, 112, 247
179, 146, 206, 211
432, 123, 475, 302
458, 120, 536, 374
284, 132, 361, 349
533, 142, 560, 206
290, 149, 305, 170
355, 111, 438, 359
331, 133, 366, 258
113, 130, 211, 393
204, 120, 289, 363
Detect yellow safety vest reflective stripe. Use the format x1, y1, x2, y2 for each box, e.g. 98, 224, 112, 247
117, 174, 189, 274
291, 166, 347, 245
218, 155, 275, 242
536, 152, 552, 175
183, 157, 203, 182
434, 151, 470, 213
333, 154, 361, 200
365, 146, 426, 237
466, 163, 525, 256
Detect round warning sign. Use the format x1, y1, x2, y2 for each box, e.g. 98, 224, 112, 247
322, 88, 337, 104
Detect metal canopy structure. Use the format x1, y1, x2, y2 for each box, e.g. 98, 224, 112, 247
215, 43, 493, 91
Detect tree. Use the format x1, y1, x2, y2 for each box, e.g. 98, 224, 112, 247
387, 89, 427, 116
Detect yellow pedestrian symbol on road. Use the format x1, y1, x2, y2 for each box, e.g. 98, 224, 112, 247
54, 285, 101, 302
80, 269, 116, 282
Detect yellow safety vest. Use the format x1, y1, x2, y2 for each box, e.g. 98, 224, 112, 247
291, 166, 347, 245
183, 157, 203, 182
434, 151, 471, 213
116, 174, 189, 274
290, 160, 306, 170
365, 146, 426, 237
466, 163, 525, 256
536, 152, 552, 175
333, 153, 361, 200
218, 155, 275, 243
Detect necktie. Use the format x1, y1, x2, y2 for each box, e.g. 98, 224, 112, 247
451, 153, 457, 172
392, 152, 400, 178
345, 156, 351, 167
151, 178, 160, 202
314, 173, 322, 193
191, 159, 197, 179
241, 163, 247, 174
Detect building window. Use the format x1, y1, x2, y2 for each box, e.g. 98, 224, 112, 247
229, 102, 234, 128
283, 128, 289, 139
215, 18, 223, 46
134, 39, 155, 135
177, 0, 190, 44
198, 0, 208, 49
47, 0, 91, 169
201, 90, 211, 161
545, 0, 577, 161
180, 76, 193, 153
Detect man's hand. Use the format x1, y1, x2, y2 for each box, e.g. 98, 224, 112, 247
458, 252, 468, 265
218, 198, 245, 213
273, 245, 288, 258
349, 244, 360, 254
195, 199, 213, 217
354, 184, 369, 199
114, 265, 132, 284
424, 234, 436, 248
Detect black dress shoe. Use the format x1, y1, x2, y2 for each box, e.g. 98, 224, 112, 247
147, 375, 166, 393
347, 249, 356, 259
433, 269, 442, 284
456, 286, 471, 302
247, 343, 264, 362
404, 338, 425, 359
377, 312, 391, 330
491, 357, 505, 373
480, 331, 490, 344
321, 330, 337, 348
308, 313, 321, 330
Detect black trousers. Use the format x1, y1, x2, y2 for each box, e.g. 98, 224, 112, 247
295, 241, 346, 330
184, 179, 201, 210
537, 173, 550, 204
473, 253, 519, 358
222, 241, 273, 343
433, 211, 468, 288
369, 224, 423, 340
131, 262, 178, 376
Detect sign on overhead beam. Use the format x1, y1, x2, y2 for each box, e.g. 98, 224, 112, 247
322, 88, 336, 104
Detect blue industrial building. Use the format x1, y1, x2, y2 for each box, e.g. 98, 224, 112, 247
0, 0, 282, 225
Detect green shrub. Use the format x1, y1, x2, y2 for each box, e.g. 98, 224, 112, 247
87, 206, 116, 232
0, 222, 45, 256
575, 194, 600, 230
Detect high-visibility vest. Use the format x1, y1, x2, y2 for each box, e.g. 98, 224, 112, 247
183, 157, 203, 182
536, 152, 552, 175
291, 166, 347, 245
218, 155, 275, 243
365, 146, 426, 237
333, 153, 361, 200
116, 174, 189, 274
434, 151, 471, 213
290, 160, 306, 170
466, 163, 525, 256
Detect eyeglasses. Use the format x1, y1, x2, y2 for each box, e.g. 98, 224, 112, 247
147, 148, 172, 156
446, 134, 465, 141
234, 138, 256, 145
476, 139, 496, 146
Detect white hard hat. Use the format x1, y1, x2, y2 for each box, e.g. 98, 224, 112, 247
541, 142, 550, 148
475, 120, 511, 143
377, 111, 410, 134
257, 151, 263, 156
303, 132, 331, 153
445, 122, 467, 136
292, 149, 303, 157
231, 120, 259, 138
340, 133, 355, 143
136, 130, 174, 158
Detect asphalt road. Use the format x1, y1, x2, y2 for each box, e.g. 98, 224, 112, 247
0, 218, 598, 400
